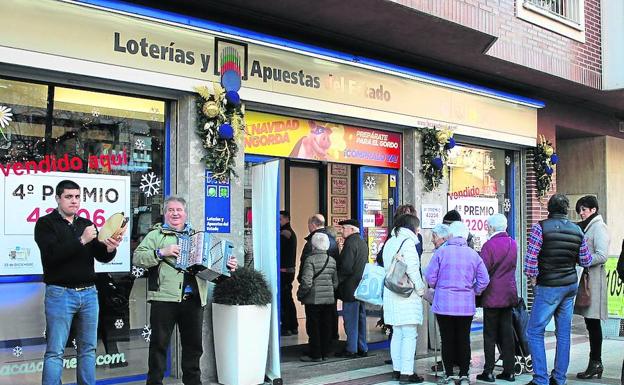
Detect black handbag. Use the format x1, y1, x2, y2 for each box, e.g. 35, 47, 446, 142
96, 273, 129, 313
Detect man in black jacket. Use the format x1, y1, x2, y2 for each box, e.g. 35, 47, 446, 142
35, 179, 120, 385
523, 194, 593, 385
335, 219, 369, 358
279, 210, 298, 336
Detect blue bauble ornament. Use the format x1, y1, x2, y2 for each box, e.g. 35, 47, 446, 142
218, 123, 234, 140
445, 137, 456, 150
545, 166, 554, 175
550, 153, 559, 165
225, 91, 241, 106
221, 70, 242, 92
432, 157, 443, 170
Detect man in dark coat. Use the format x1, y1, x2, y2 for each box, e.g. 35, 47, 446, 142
335, 219, 369, 358
279, 211, 298, 336
298, 214, 339, 280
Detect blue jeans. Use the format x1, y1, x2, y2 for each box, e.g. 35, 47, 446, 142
527, 283, 577, 385
342, 301, 368, 354
42, 285, 99, 385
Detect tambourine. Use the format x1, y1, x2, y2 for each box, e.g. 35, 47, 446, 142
98, 212, 129, 241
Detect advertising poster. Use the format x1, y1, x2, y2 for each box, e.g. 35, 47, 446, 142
367, 227, 387, 263
605, 257, 624, 317
447, 196, 499, 250
0, 171, 131, 275
246, 111, 401, 169
204, 171, 231, 233
421, 204, 443, 229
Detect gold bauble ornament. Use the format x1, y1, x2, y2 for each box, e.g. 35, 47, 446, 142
436, 131, 449, 143
544, 146, 554, 156
202, 102, 219, 118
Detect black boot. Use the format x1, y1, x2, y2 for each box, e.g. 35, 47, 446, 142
576, 359, 604, 379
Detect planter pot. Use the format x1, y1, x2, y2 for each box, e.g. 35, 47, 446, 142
212, 303, 271, 385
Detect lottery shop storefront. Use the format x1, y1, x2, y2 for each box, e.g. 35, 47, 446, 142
243, 111, 403, 349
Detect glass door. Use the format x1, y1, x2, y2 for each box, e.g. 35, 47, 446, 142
357, 166, 398, 347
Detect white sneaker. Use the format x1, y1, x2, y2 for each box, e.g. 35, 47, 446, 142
458, 376, 470, 385
437, 375, 455, 384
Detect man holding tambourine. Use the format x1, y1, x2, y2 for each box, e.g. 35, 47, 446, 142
133, 196, 237, 385
35, 180, 122, 385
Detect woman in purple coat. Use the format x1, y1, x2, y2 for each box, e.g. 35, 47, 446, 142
425, 221, 490, 385
476, 214, 518, 383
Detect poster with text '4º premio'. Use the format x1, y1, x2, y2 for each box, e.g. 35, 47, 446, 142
0, 171, 131, 275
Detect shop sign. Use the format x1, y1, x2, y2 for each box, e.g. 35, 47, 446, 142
0, 171, 131, 275
363, 214, 376, 228
367, 227, 387, 263
1, 0, 538, 144
331, 177, 348, 195
421, 204, 443, 229
245, 112, 401, 168
447, 196, 498, 250
331, 197, 348, 215
204, 171, 230, 233
330, 164, 349, 176
363, 200, 382, 211
605, 257, 624, 317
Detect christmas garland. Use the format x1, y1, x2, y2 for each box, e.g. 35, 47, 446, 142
419, 127, 455, 192
534, 135, 558, 197
194, 82, 245, 182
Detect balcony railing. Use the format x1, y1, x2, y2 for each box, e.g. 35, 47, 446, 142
524, 0, 581, 24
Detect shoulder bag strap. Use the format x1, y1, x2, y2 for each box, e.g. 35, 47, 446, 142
312, 255, 330, 281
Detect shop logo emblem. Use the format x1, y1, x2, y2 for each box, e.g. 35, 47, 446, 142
214, 38, 248, 80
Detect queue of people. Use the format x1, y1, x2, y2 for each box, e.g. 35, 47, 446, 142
34, 179, 618, 385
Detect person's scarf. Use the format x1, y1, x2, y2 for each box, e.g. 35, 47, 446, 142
577, 212, 599, 233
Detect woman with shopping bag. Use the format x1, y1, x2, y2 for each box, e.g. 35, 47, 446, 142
381, 214, 426, 384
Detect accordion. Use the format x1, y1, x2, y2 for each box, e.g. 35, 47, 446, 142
175, 231, 233, 281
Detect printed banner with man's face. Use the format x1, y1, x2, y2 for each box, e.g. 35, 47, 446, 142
245, 111, 401, 169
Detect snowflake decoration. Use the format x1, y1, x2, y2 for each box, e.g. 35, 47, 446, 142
505, 156, 511, 166
71, 338, 77, 350
139, 172, 161, 197
500, 179, 505, 187
114, 319, 125, 329
91, 108, 100, 118
142, 324, 152, 343
132, 265, 145, 278
503, 198, 511, 213
364, 176, 377, 190
12, 346, 23, 358
134, 138, 146, 151
0, 105, 13, 140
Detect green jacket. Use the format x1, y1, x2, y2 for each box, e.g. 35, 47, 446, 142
133, 223, 209, 306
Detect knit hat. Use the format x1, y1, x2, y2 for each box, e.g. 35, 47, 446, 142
442, 209, 462, 224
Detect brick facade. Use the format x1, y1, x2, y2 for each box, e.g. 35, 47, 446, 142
394, 0, 602, 89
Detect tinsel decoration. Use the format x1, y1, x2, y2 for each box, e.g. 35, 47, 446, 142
420, 127, 454, 192
194, 82, 245, 182
534, 135, 557, 198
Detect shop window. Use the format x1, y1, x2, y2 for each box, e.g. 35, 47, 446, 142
0, 77, 167, 383
447, 145, 509, 251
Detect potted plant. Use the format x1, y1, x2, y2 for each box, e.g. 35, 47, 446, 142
212, 266, 272, 385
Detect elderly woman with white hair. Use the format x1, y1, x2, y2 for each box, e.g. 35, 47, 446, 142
425, 221, 490, 385
475, 214, 518, 383
297, 232, 338, 362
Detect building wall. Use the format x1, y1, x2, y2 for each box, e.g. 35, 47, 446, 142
395, 0, 602, 88
606, 136, 624, 256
